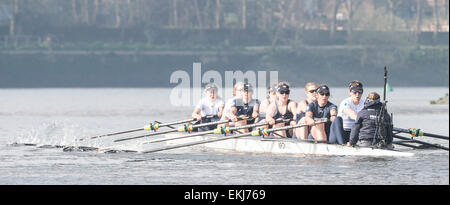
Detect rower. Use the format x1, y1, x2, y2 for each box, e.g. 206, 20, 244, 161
191, 83, 225, 132
347, 92, 394, 149
296, 82, 318, 122
296, 84, 337, 141
229, 83, 260, 133
266, 82, 297, 138
218, 82, 244, 128
257, 84, 278, 123
328, 80, 365, 144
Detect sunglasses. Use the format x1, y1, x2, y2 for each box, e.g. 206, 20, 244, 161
319, 92, 330, 96
352, 90, 363, 94
308, 90, 316, 93
280, 91, 290, 95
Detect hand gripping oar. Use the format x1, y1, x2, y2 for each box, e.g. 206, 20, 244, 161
141, 118, 328, 154
393, 127, 449, 140
113, 116, 251, 143
140, 119, 292, 145
393, 134, 449, 151
75, 118, 196, 142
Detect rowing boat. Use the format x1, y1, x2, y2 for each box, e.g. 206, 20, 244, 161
159, 133, 415, 157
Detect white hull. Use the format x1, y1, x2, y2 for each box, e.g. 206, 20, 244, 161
164, 133, 414, 157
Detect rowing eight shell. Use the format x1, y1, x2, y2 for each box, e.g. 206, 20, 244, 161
163, 133, 415, 157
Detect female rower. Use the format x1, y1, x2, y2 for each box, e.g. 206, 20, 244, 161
330, 80, 365, 144
294, 82, 318, 139
229, 83, 260, 133
295, 82, 318, 124
220, 82, 244, 122
191, 83, 225, 131
347, 92, 393, 148
256, 84, 278, 123
266, 82, 297, 138
296, 84, 337, 141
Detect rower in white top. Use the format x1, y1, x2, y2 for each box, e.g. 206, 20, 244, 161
192, 83, 225, 132
334, 80, 365, 143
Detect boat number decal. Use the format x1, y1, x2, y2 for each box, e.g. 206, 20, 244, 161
278, 142, 286, 149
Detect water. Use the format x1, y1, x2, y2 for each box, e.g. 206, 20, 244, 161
0, 87, 448, 185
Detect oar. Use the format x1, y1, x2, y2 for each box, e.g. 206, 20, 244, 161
141, 118, 328, 154
392, 140, 422, 149
393, 134, 449, 151
75, 118, 196, 142
140, 119, 291, 145
113, 116, 251, 143
392, 142, 421, 149
393, 127, 449, 140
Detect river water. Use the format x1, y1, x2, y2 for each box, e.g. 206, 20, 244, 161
0, 87, 448, 185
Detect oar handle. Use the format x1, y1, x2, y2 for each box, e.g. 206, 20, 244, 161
204, 115, 219, 119
142, 119, 290, 145
174, 116, 252, 133
252, 118, 328, 137
190, 116, 251, 129
114, 117, 251, 143
212, 118, 290, 134
144, 118, 197, 131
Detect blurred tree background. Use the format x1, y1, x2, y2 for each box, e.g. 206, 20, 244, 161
0, 0, 448, 87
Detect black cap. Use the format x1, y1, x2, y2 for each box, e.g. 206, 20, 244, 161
278, 84, 290, 92
316, 85, 329, 93
349, 81, 363, 91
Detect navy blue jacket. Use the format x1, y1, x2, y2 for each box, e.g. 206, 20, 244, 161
349, 99, 393, 146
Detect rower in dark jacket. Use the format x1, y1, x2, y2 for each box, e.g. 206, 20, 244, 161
347, 92, 393, 148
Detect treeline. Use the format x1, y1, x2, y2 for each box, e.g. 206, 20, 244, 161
2, 0, 449, 46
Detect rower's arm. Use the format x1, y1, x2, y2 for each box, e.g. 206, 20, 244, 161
342, 107, 358, 120
289, 101, 298, 121
192, 108, 202, 121
265, 103, 276, 125
330, 108, 337, 122
304, 111, 315, 126
349, 114, 363, 146
252, 104, 260, 119
229, 107, 238, 122
259, 100, 269, 114
296, 100, 307, 114
217, 103, 225, 118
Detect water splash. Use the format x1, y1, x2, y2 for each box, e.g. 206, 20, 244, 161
12, 120, 89, 147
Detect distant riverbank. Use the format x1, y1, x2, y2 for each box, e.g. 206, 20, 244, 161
431, 94, 449, 104
1, 45, 448, 88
